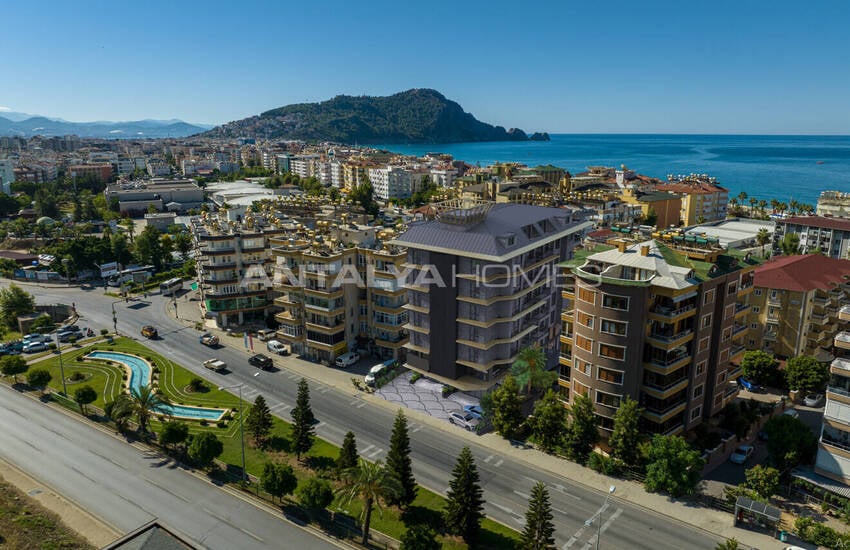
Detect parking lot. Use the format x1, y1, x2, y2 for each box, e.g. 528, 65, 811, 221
376, 371, 482, 425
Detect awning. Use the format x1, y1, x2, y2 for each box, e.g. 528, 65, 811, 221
792, 468, 850, 500
735, 496, 781, 522
672, 290, 699, 303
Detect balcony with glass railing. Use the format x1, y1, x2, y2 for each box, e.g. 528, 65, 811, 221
835, 331, 850, 350
840, 305, 850, 322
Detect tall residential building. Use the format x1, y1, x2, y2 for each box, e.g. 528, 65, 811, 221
368, 166, 423, 200
271, 221, 408, 364
192, 213, 285, 328
745, 255, 850, 359
774, 215, 850, 259
0, 158, 15, 195
814, 304, 850, 485
817, 191, 850, 218
559, 239, 759, 436
391, 201, 589, 394
655, 176, 729, 226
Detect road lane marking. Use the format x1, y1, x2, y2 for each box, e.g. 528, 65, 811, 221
484, 454, 494, 463
360, 444, 374, 455
356, 402, 366, 408
514, 490, 531, 500
491, 502, 514, 515
240, 527, 264, 542
367, 448, 384, 459
89, 449, 127, 469
493, 459, 504, 467
410, 424, 423, 433
69, 465, 99, 484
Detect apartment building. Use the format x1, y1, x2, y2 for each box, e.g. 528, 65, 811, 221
746, 255, 850, 359
368, 166, 425, 200
814, 304, 850, 485
192, 213, 286, 328
655, 176, 729, 226
68, 163, 113, 184
392, 200, 589, 393
271, 220, 408, 364
0, 158, 15, 195
817, 191, 850, 218
774, 215, 850, 259
559, 238, 759, 436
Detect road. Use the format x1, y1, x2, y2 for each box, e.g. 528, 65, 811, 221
20, 283, 721, 549
0, 381, 340, 549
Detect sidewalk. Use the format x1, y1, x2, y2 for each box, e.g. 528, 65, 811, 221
171, 294, 784, 549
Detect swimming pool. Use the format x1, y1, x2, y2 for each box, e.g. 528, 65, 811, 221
86, 351, 227, 421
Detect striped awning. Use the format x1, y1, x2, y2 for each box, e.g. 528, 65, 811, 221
793, 468, 850, 500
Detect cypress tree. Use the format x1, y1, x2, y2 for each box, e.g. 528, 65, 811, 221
444, 446, 484, 545
291, 378, 315, 460
338, 431, 359, 472
385, 410, 417, 508
520, 482, 556, 550
245, 394, 274, 448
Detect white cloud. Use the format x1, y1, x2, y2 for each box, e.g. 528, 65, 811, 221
0, 106, 11, 112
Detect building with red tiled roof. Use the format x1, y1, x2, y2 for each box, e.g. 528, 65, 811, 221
745, 254, 850, 359
654, 177, 728, 226
774, 216, 850, 259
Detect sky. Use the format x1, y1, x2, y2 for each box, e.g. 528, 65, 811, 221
1, 0, 849, 134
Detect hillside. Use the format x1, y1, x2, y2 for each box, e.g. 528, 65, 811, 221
202, 89, 535, 144
0, 116, 209, 138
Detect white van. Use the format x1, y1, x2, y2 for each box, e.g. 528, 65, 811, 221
256, 329, 276, 342
267, 340, 290, 356
203, 359, 227, 372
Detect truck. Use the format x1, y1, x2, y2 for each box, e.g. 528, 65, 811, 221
199, 333, 220, 347
203, 358, 226, 372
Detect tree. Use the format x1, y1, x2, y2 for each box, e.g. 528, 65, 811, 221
400, 524, 441, 550
385, 410, 417, 508
740, 350, 778, 385
609, 396, 643, 466
563, 394, 599, 464
756, 228, 771, 256
485, 375, 524, 439
511, 345, 556, 395
160, 234, 174, 262
1, 355, 28, 384
521, 482, 556, 550
764, 414, 818, 470
444, 447, 485, 546
73, 385, 97, 415
530, 389, 567, 454
290, 378, 315, 460
129, 384, 170, 433
744, 465, 780, 500
337, 460, 402, 546
110, 233, 134, 267
644, 208, 658, 226
643, 435, 704, 497
160, 420, 189, 451
261, 462, 298, 503
245, 394, 274, 448
780, 232, 800, 255
338, 431, 359, 472
104, 395, 134, 433
26, 368, 52, 393
298, 477, 335, 512
174, 232, 193, 261
121, 217, 136, 243
188, 432, 223, 469
29, 314, 56, 334
784, 355, 829, 395
714, 539, 741, 550
135, 225, 165, 269
0, 284, 35, 328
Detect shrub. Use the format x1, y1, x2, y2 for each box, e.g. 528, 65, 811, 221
298, 477, 334, 511
188, 378, 206, 392
48, 343, 57, 351
199, 419, 208, 426
442, 385, 457, 397
100, 329, 108, 336
409, 372, 422, 384
70, 371, 85, 381
217, 420, 227, 429
587, 453, 624, 476
75, 356, 84, 362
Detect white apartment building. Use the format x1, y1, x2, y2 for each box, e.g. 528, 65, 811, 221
430, 168, 458, 187
289, 154, 321, 179
368, 166, 422, 200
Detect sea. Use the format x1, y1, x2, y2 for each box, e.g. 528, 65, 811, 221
375, 134, 850, 206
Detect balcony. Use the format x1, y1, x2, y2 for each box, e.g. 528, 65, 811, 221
375, 333, 409, 349
831, 357, 850, 376
827, 385, 850, 406
304, 319, 345, 334
647, 328, 694, 349
813, 295, 830, 306
201, 246, 236, 255
730, 345, 746, 360
840, 305, 850, 322
732, 324, 748, 337
642, 400, 687, 423
274, 295, 302, 307
734, 303, 751, 317
304, 286, 344, 299
649, 303, 697, 321
641, 377, 689, 399
643, 353, 691, 374
738, 281, 754, 296
835, 331, 850, 350
811, 312, 830, 325
275, 310, 301, 323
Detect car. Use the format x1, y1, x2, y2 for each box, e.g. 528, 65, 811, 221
364, 359, 397, 386
141, 325, 158, 339
335, 351, 360, 368
463, 404, 485, 419
203, 358, 227, 372
266, 340, 290, 355
448, 411, 480, 432
783, 408, 799, 419
256, 329, 276, 342
5, 341, 23, 353
23, 333, 50, 344
60, 324, 80, 333
249, 353, 273, 370
803, 393, 824, 407
199, 333, 220, 347
737, 376, 762, 392
56, 330, 77, 342
729, 445, 755, 464
22, 341, 48, 354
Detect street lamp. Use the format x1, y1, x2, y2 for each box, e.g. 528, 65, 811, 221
595, 485, 616, 550
219, 383, 246, 485
110, 299, 125, 335
54, 333, 67, 396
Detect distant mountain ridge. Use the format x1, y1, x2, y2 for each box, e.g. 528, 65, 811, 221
202, 89, 540, 144
0, 115, 211, 138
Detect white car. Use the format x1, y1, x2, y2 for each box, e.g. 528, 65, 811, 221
449, 411, 480, 432
266, 340, 290, 355
364, 365, 386, 386
803, 393, 824, 407
783, 408, 799, 419
335, 351, 359, 368
729, 445, 754, 464
22, 341, 48, 354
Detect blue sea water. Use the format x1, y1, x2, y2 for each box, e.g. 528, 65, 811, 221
376, 135, 850, 205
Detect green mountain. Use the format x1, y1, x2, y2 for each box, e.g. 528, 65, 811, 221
202, 89, 535, 144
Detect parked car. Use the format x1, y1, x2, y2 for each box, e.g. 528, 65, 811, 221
463, 405, 485, 419
783, 408, 799, 419
249, 353, 273, 370
448, 411, 480, 432
203, 358, 227, 372
23, 334, 51, 344
141, 325, 158, 339
737, 376, 762, 392
199, 333, 220, 347
256, 329, 276, 342
729, 445, 754, 464
803, 393, 824, 407
56, 330, 76, 342
335, 351, 360, 368
364, 359, 397, 386
5, 341, 23, 353
266, 340, 290, 355
60, 324, 80, 333
22, 341, 48, 354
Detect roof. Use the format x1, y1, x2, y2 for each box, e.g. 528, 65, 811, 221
102, 520, 198, 550
656, 182, 728, 195
734, 496, 781, 522
636, 191, 680, 203
754, 254, 850, 292
391, 203, 588, 262
793, 468, 850, 500
781, 215, 850, 232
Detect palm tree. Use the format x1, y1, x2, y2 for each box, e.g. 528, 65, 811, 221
769, 198, 780, 213
757, 200, 767, 218
756, 228, 771, 257
337, 460, 402, 546
107, 395, 135, 433
789, 199, 800, 215
129, 384, 170, 433
737, 191, 748, 205
748, 197, 758, 216
511, 345, 550, 395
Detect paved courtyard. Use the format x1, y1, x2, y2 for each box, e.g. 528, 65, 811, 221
376, 371, 480, 421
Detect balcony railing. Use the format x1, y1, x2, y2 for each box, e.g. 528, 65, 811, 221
730, 345, 746, 357
643, 377, 688, 392
735, 303, 751, 314
732, 324, 748, 336
651, 303, 696, 318
649, 328, 694, 343
646, 353, 689, 368
644, 400, 687, 418
822, 433, 850, 453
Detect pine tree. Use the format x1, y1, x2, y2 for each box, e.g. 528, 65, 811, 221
290, 378, 315, 460
444, 446, 484, 545
338, 431, 359, 472
245, 394, 274, 448
385, 410, 417, 508
520, 482, 556, 550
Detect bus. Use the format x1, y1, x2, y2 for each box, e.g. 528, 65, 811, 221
159, 277, 183, 296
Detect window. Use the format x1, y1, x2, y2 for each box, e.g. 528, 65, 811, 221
770, 289, 778, 299
703, 289, 716, 304
690, 406, 702, 421
575, 335, 593, 352
724, 304, 736, 319
719, 349, 729, 362
597, 367, 624, 384
748, 339, 755, 346
693, 384, 704, 399
602, 294, 629, 310
768, 307, 776, 317
714, 393, 723, 407
754, 289, 762, 296
577, 311, 594, 329
701, 314, 712, 329
599, 343, 625, 361
578, 287, 596, 304
600, 319, 627, 336
595, 390, 621, 408
572, 380, 589, 397
722, 328, 732, 342
750, 323, 758, 329
752, 306, 760, 313
728, 282, 737, 295
574, 358, 591, 375
698, 337, 710, 352
717, 371, 726, 384
696, 361, 706, 376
